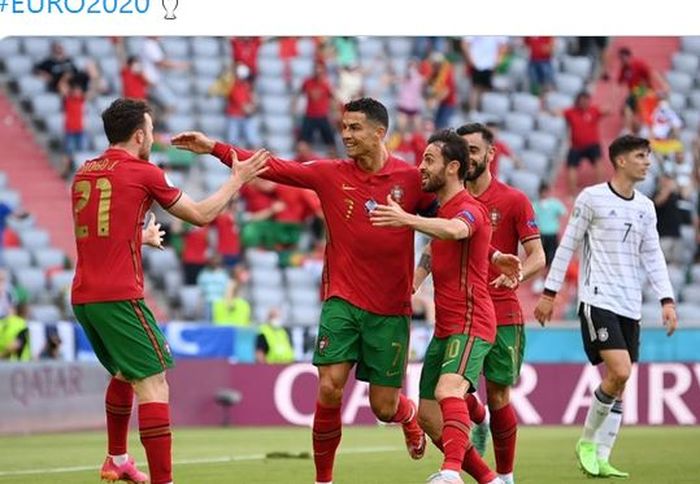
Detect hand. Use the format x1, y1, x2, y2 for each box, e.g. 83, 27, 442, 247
369, 195, 411, 228
490, 274, 519, 289
493, 252, 522, 280
533, 295, 555, 327
171, 131, 216, 154
232, 148, 270, 184
142, 212, 165, 250
271, 200, 286, 214
662, 303, 678, 336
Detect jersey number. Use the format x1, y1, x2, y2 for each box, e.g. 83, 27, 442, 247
622, 222, 632, 242
73, 178, 113, 238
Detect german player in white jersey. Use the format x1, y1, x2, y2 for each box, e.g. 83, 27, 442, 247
534, 134, 678, 479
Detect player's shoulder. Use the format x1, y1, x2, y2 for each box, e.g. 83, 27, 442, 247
633, 189, 655, 211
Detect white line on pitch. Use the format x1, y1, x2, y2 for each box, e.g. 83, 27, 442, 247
0, 446, 402, 478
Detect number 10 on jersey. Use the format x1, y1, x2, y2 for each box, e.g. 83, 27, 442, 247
73, 178, 113, 238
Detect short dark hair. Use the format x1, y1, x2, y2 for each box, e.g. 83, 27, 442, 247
575, 90, 591, 104
608, 134, 650, 167
344, 97, 389, 130
618, 46, 632, 57
102, 98, 152, 145
427, 129, 470, 180
456, 122, 494, 145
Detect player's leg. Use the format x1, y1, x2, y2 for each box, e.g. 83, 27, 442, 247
577, 304, 631, 477
466, 392, 489, 456
566, 149, 581, 196
482, 324, 525, 484
596, 317, 639, 478
359, 310, 425, 460
133, 371, 172, 484
312, 298, 361, 484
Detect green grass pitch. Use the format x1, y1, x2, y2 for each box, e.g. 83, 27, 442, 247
0, 426, 698, 483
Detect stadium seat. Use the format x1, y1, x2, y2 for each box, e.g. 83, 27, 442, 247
0, 172, 6, 190
30, 93, 62, 117
163, 269, 184, 302
60, 37, 83, 57
387, 38, 413, 57
666, 70, 693, 95
143, 247, 180, 283
171, 96, 195, 115
0, 38, 20, 58
509, 170, 541, 199
258, 40, 280, 59
259, 58, 285, 77
672, 52, 700, 75
179, 286, 203, 320
0, 189, 21, 209
16, 75, 46, 98
527, 131, 559, 157
284, 267, 318, 289
251, 286, 286, 307
690, 264, 700, 284
161, 37, 190, 59
263, 114, 294, 135
290, 304, 321, 326
91, 133, 110, 151
3, 55, 33, 77
668, 92, 687, 112
43, 113, 64, 140
48, 269, 74, 298
681, 36, 700, 56
554, 73, 584, 96
561, 55, 592, 80
504, 113, 535, 135
681, 284, 700, 304
288, 287, 320, 306
247, 249, 279, 269
85, 37, 114, 58
195, 96, 226, 115
194, 58, 223, 78
29, 304, 62, 324
688, 91, 700, 110
15, 268, 47, 301
260, 94, 293, 116
192, 37, 221, 58
258, 77, 289, 96
22, 37, 51, 60
3, 248, 32, 272
19, 228, 51, 250
165, 115, 193, 134
511, 92, 541, 116
290, 58, 314, 80
641, 303, 661, 326
357, 38, 385, 60
251, 268, 284, 288
498, 131, 525, 152
194, 77, 216, 96
481, 92, 511, 117
681, 109, 700, 131
32, 247, 65, 270
545, 91, 574, 112
265, 133, 295, 154
197, 115, 227, 139
296, 38, 316, 59
676, 303, 700, 326
536, 112, 567, 138
166, 76, 192, 96
520, 150, 549, 173
204, 172, 229, 192
389, 57, 409, 77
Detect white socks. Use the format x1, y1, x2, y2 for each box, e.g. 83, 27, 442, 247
596, 399, 623, 461
582, 386, 615, 441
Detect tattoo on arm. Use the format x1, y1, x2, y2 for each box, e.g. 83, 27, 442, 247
418, 252, 432, 273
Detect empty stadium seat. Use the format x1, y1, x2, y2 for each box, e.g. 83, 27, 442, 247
554, 73, 584, 96
666, 70, 693, 94
85, 37, 114, 58
163, 269, 184, 302
29, 304, 62, 324
536, 112, 567, 138
179, 286, 203, 320
30, 93, 62, 117
258, 58, 285, 77
251, 268, 284, 288
161, 38, 190, 59
290, 304, 321, 326
284, 267, 318, 288
197, 115, 227, 139
288, 288, 320, 306
195, 96, 226, 115
509, 170, 541, 199
247, 249, 279, 269
511, 92, 541, 116
3, 55, 33, 77
194, 58, 223, 78
481, 92, 511, 117
192, 37, 221, 58
19, 229, 50, 250
0, 38, 20, 57
387, 38, 412, 57
504, 113, 535, 135
251, 286, 286, 307
561, 56, 592, 80
498, 131, 525, 152
527, 131, 559, 157
672, 52, 700, 75
22, 37, 51, 59
3, 248, 32, 272
15, 268, 47, 301
545, 91, 574, 112
16, 75, 46, 98
260, 94, 293, 116
681, 36, 700, 56
48, 269, 74, 297
258, 77, 289, 96
32, 247, 65, 270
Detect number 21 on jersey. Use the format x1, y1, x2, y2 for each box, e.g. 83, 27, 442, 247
73, 178, 112, 238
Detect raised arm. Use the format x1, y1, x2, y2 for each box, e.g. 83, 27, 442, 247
171, 131, 324, 190
167, 149, 269, 226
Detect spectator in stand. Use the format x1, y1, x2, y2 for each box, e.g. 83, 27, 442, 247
387, 117, 427, 167
57, 74, 93, 178
460, 36, 508, 111
240, 178, 285, 249
274, 184, 323, 250
654, 174, 684, 265
574, 37, 610, 80
230, 37, 262, 79
278, 37, 298, 83
122, 56, 150, 100
39, 326, 63, 360
294, 140, 318, 163
533, 182, 567, 277
213, 200, 242, 269
221, 63, 260, 149
0, 300, 30, 362
141, 37, 189, 112
332, 37, 359, 69
646, 98, 684, 162
297, 62, 337, 153
424, 52, 458, 129
561, 91, 610, 195
33, 41, 77, 92
616, 47, 669, 134
197, 255, 230, 322
255, 307, 295, 364
181, 224, 209, 285
485, 120, 522, 177
212, 278, 251, 327
524, 36, 555, 98
336, 64, 363, 105
396, 59, 425, 131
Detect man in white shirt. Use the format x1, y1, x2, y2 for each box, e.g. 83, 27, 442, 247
460, 37, 508, 112
534, 135, 678, 479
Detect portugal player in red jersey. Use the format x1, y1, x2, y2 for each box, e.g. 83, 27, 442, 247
172, 98, 435, 484
458, 123, 545, 484
371, 129, 515, 484
71, 99, 268, 484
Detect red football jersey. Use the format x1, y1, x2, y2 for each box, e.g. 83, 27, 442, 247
432, 190, 495, 342
213, 142, 436, 316
564, 106, 602, 149
474, 179, 540, 325
71, 148, 182, 304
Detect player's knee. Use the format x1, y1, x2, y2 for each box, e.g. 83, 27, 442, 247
486, 382, 510, 410
317, 379, 344, 406
371, 400, 397, 422
607, 366, 631, 390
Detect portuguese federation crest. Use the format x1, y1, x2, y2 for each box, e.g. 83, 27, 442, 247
390, 185, 404, 204
489, 207, 502, 229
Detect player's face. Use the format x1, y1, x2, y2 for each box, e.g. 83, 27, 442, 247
620, 148, 651, 181
137, 113, 155, 160
461, 133, 493, 181
341, 111, 383, 160
418, 143, 448, 192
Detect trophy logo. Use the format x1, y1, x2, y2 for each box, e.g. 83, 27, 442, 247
162, 0, 178, 20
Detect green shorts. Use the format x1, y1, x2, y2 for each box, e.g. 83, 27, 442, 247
73, 299, 174, 381
483, 324, 526, 386
313, 297, 410, 388
419, 334, 492, 400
